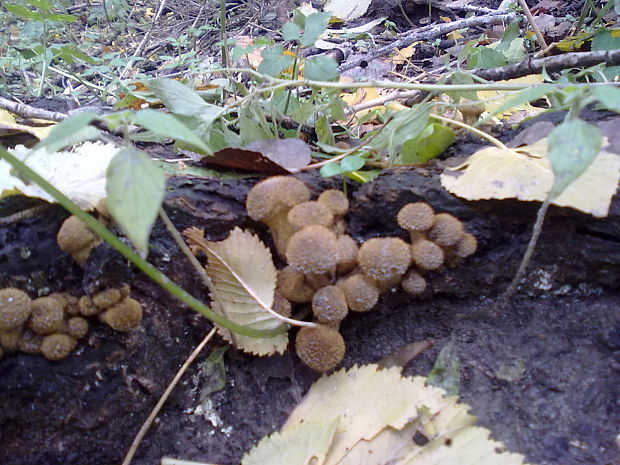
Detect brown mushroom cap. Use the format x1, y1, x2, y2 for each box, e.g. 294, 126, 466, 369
454, 232, 478, 258
427, 213, 464, 247
92, 288, 123, 310
336, 235, 358, 275
295, 325, 345, 372
0, 329, 21, 353
312, 286, 348, 326
411, 239, 445, 271
338, 274, 380, 312
41, 333, 76, 361
276, 266, 315, 304
29, 296, 65, 335
99, 297, 143, 332
18, 330, 43, 354
286, 225, 339, 275
79, 295, 101, 317
0, 288, 32, 330
287, 201, 334, 231
357, 237, 412, 284
317, 189, 349, 216
64, 317, 89, 339
56, 215, 100, 265
401, 269, 427, 296
397, 202, 435, 233
272, 291, 292, 318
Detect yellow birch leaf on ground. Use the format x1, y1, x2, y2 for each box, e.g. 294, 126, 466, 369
184, 227, 288, 356
0, 108, 54, 139
241, 418, 339, 465
392, 43, 417, 65
440, 138, 620, 217
477, 75, 546, 123
0, 142, 118, 209
247, 365, 530, 465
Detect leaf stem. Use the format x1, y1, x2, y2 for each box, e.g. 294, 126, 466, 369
0, 146, 286, 339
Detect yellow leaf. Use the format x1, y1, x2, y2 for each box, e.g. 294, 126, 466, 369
185, 227, 289, 356
0, 109, 54, 139
477, 75, 546, 123
440, 139, 620, 217
392, 43, 417, 65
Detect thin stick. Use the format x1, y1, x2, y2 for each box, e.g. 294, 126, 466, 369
517, 0, 548, 50
430, 113, 510, 151
122, 328, 218, 465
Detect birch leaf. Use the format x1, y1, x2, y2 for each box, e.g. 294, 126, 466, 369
185, 227, 288, 356
249, 365, 530, 465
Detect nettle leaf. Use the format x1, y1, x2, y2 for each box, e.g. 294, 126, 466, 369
105, 146, 165, 257
184, 227, 289, 356
299, 12, 330, 47
547, 119, 603, 198
305, 55, 339, 81
258, 45, 295, 77
468, 46, 508, 69
5, 4, 45, 20
315, 115, 335, 146
243, 364, 530, 465
372, 104, 431, 158
132, 109, 210, 153
591, 86, 620, 113
282, 22, 301, 42
34, 111, 100, 153
147, 78, 222, 122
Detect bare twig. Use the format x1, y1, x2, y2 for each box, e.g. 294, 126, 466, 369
0, 96, 68, 121
122, 328, 218, 465
339, 11, 517, 72
517, 0, 548, 50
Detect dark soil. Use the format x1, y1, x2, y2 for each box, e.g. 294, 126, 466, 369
1, 163, 619, 465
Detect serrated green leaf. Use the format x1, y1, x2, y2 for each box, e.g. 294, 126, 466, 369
591, 86, 620, 113
34, 111, 100, 153
591, 28, 620, 51
305, 55, 339, 81
547, 119, 603, 198
5, 5, 45, 20
147, 78, 222, 122
258, 45, 295, 77
105, 146, 165, 257
299, 12, 330, 47
315, 115, 335, 145
44, 12, 76, 22
282, 22, 301, 41
132, 109, 210, 153
340, 155, 365, 171
468, 47, 508, 69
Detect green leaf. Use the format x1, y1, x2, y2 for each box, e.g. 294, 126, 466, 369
34, 111, 100, 153
427, 337, 460, 396
400, 123, 454, 164
28, 0, 51, 10
44, 12, 76, 22
547, 119, 603, 198
340, 155, 365, 172
290, 102, 317, 125
258, 45, 295, 77
282, 22, 301, 41
5, 4, 44, 20
372, 104, 430, 159
105, 146, 166, 257
480, 85, 553, 123
591, 86, 620, 113
132, 109, 210, 153
591, 28, 620, 51
467, 47, 508, 69
448, 72, 477, 101
304, 55, 339, 81
147, 79, 222, 122
320, 162, 343, 177
315, 115, 335, 146
299, 12, 330, 47
55, 45, 95, 63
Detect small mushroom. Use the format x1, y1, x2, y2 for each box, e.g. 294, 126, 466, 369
411, 239, 445, 271
312, 286, 348, 326
272, 291, 292, 318
338, 274, 380, 312
99, 297, 143, 332
0, 329, 21, 353
286, 225, 339, 278
41, 333, 76, 361
295, 325, 345, 372
317, 189, 349, 235
245, 176, 310, 257
276, 266, 315, 304
92, 288, 123, 310
63, 317, 89, 339
56, 215, 101, 266
29, 296, 64, 335
0, 288, 32, 331
397, 202, 435, 242
427, 213, 464, 247
287, 201, 334, 231
336, 235, 359, 275
357, 237, 412, 290
401, 269, 427, 296
79, 295, 102, 317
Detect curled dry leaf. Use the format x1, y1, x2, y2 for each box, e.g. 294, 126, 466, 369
243, 364, 531, 465
440, 138, 619, 218
184, 227, 288, 356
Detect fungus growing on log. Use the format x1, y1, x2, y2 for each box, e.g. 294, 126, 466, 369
276, 266, 315, 304
286, 225, 339, 276
397, 202, 435, 237
245, 176, 310, 257
287, 201, 334, 231
336, 234, 358, 275
411, 239, 445, 271
401, 269, 427, 296
56, 215, 101, 266
295, 324, 345, 372
312, 286, 348, 326
338, 274, 380, 312
0, 288, 32, 330
427, 213, 464, 247
358, 237, 412, 290
29, 296, 64, 335
41, 333, 77, 361
99, 297, 143, 332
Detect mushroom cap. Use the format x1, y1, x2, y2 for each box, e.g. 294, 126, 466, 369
246, 176, 310, 222
287, 201, 334, 231
52, 293, 80, 316
427, 213, 464, 247
64, 317, 89, 339
338, 274, 380, 312
401, 269, 427, 295
357, 237, 411, 283
286, 225, 339, 275
79, 295, 102, 317
336, 234, 358, 275
57, 215, 99, 264
317, 189, 349, 216
41, 333, 76, 361
312, 286, 348, 325
18, 330, 43, 354
29, 296, 65, 335
276, 266, 315, 303
92, 288, 123, 310
454, 232, 477, 258
295, 325, 345, 372
99, 297, 143, 332
273, 291, 292, 318
411, 239, 445, 270
0, 329, 21, 353
397, 202, 435, 232
0, 288, 32, 330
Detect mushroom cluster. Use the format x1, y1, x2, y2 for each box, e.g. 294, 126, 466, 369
246, 177, 476, 372
0, 285, 143, 361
